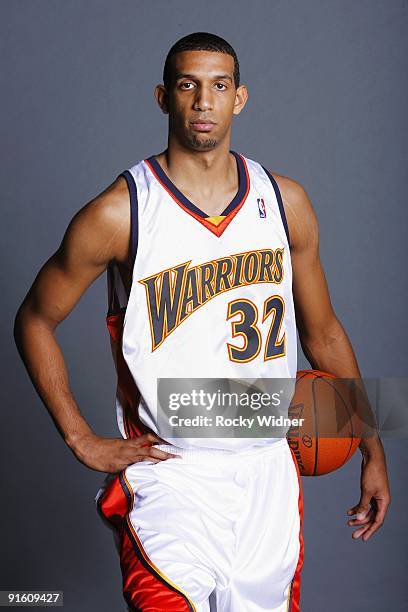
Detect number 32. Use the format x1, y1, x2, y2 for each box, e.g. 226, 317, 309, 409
226, 296, 286, 363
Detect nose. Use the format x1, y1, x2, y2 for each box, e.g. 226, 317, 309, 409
192, 85, 214, 111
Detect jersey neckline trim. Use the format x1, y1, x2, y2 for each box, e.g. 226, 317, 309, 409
143, 150, 250, 238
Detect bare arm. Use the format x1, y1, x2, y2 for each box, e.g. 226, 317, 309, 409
274, 173, 391, 540
14, 176, 179, 472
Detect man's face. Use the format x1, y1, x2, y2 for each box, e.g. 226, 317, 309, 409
156, 50, 248, 151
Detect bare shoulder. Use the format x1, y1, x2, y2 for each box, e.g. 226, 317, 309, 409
14, 175, 132, 326
269, 171, 318, 251
63, 174, 131, 268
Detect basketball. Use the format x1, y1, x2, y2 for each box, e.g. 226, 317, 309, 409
286, 369, 362, 476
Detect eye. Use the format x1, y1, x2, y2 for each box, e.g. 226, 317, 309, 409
215, 83, 227, 90
180, 82, 195, 89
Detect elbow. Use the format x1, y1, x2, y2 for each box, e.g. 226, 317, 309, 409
300, 317, 345, 354
13, 300, 58, 348
13, 302, 27, 349
13, 298, 36, 348
319, 318, 346, 348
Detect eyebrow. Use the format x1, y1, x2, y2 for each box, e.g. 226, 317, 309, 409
175, 73, 233, 82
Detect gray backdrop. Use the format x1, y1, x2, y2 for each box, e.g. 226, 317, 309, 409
1, 1, 407, 610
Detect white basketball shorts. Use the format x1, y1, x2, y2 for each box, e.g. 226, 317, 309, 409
95, 438, 303, 611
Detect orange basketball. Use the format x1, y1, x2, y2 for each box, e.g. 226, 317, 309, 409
286, 369, 362, 476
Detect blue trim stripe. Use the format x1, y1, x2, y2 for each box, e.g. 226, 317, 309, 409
261, 166, 291, 248
120, 170, 139, 268
146, 150, 247, 219
288, 577, 294, 611
219, 151, 248, 216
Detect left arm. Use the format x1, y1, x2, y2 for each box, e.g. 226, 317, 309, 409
273, 173, 391, 541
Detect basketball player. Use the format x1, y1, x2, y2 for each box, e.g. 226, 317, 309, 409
14, 32, 390, 611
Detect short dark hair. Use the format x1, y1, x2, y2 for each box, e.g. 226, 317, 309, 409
163, 32, 240, 90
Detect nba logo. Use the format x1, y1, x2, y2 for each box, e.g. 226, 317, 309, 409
257, 198, 266, 218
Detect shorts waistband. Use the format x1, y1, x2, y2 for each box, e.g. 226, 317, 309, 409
154, 439, 289, 463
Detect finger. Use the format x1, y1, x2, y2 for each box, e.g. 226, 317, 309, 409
347, 492, 372, 519
347, 505, 371, 520
122, 447, 161, 464
361, 499, 389, 541
352, 523, 372, 540
130, 433, 162, 447
361, 517, 384, 541
135, 446, 181, 461
148, 446, 181, 459
132, 454, 164, 465
347, 509, 374, 526
348, 517, 372, 527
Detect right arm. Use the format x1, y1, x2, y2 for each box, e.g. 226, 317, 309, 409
13, 176, 180, 473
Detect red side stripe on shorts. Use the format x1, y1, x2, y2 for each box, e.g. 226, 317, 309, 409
97, 474, 128, 529
288, 446, 304, 611
97, 470, 196, 611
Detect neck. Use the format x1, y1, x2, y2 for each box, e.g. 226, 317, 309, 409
155, 137, 236, 194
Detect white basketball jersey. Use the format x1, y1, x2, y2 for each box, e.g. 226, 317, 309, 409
106, 150, 297, 451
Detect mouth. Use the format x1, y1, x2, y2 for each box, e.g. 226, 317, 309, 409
190, 120, 216, 132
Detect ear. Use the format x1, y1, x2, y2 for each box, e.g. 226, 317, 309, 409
233, 84, 249, 116
154, 84, 169, 114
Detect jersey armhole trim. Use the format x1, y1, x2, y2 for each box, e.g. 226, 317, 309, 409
261, 165, 291, 248
120, 170, 139, 268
